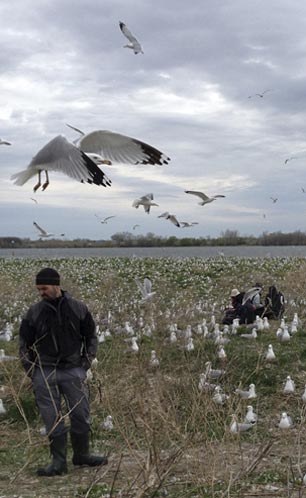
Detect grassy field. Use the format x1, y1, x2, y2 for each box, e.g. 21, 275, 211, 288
1, 256, 306, 497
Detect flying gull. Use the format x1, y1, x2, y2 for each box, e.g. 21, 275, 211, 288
180, 221, 199, 228
66, 123, 170, 167
132, 193, 158, 213
185, 190, 225, 206
158, 212, 180, 227
94, 214, 116, 224
11, 135, 111, 192
33, 221, 54, 238
248, 89, 272, 98
119, 21, 144, 54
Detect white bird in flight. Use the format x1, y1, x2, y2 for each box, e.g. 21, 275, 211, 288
132, 193, 159, 213
133, 224, 140, 230
158, 211, 180, 227
180, 221, 199, 228
11, 135, 111, 192
135, 276, 156, 302
66, 123, 170, 167
119, 21, 144, 54
185, 190, 225, 206
94, 214, 116, 224
248, 89, 272, 98
33, 221, 54, 238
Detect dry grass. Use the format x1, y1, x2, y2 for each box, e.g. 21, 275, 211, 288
1, 256, 306, 497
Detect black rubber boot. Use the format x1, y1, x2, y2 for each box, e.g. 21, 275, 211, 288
37, 433, 68, 476
71, 432, 108, 467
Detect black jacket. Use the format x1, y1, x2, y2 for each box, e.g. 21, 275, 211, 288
19, 291, 97, 375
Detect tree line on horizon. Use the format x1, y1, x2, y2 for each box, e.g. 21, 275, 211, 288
1, 230, 306, 248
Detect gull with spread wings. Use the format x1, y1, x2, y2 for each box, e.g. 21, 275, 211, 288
119, 21, 144, 54
95, 214, 116, 224
66, 123, 170, 167
132, 193, 159, 214
185, 190, 225, 206
158, 212, 180, 227
33, 221, 54, 238
11, 135, 111, 192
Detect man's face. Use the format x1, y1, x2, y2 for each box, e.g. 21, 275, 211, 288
36, 285, 61, 301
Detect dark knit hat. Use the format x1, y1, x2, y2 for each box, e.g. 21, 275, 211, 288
36, 268, 60, 286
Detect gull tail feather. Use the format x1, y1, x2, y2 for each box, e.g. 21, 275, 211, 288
11, 169, 36, 186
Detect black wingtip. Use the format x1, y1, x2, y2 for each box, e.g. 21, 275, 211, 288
81, 152, 112, 187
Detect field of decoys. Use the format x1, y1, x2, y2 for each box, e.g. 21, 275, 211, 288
2, 255, 306, 497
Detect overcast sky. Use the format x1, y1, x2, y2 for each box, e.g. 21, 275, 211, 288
1, 0, 306, 240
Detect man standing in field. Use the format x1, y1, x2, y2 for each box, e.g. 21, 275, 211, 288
19, 267, 108, 476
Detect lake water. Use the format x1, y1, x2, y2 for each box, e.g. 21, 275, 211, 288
1, 246, 306, 258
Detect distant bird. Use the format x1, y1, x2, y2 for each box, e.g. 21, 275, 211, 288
185, 190, 225, 206
270, 197, 278, 203
95, 214, 116, 224
180, 221, 199, 228
302, 385, 306, 403
135, 276, 156, 302
33, 221, 54, 238
133, 224, 140, 230
158, 212, 180, 227
102, 415, 114, 431
0, 139, 11, 145
132, 193, 159, 213
204, 361, 225, 380
119, 21, 144, 54
278, 412, 293, 429
248, 89, 271, 98
212, 386, 229, 405
283, 375, 295, 394
11, 135, 111, 192
30, 197, 38, 204
149, 350, 160, 367
302, 187, 306, 193
265, 344, 276, 361
0, 399, 6, 415
235, 383, 256, 399
66, 123, 170, 167
244, 405, 257, 424
230, 414, 256, 434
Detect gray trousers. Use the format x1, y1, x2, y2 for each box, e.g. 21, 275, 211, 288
32, 366, 90, 438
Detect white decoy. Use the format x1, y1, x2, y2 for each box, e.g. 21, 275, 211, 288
265, 344, 276, 361
66, 123, 170, 167
244, 405, 257, 423
212, 386, 229, 405
119, 21, 144, 54
0, 399, 6, 414
132, 193, 159, 214
135, 276, 156, 302
102, 415, 114, 431
283, 375, 295, 394
278, 412, 293, 429
11, 135, 112, 192
33, 221, 54, 238
230, 414, 256, 434
235, 383, 257, 399
158, 212, 180, 227
149, 350, 160, 367
185, 190, 225, 206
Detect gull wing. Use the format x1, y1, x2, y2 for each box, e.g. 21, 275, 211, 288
158, 211, 169, 218
65, 123, 85, 136
78, 130, 170, 166
185, 190, 210, 201
103, 216, 116, 222
168, 214, 180, 227
143, 277, 152, 294
213, 195, 225, 199
28, 135, 111, 187
242, 287, 261, 305
135, 277, 146, 298
33, 221, 48, 236
119, 22, 138, 43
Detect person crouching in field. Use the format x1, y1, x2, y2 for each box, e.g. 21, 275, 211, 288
19, 267, 108, 476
